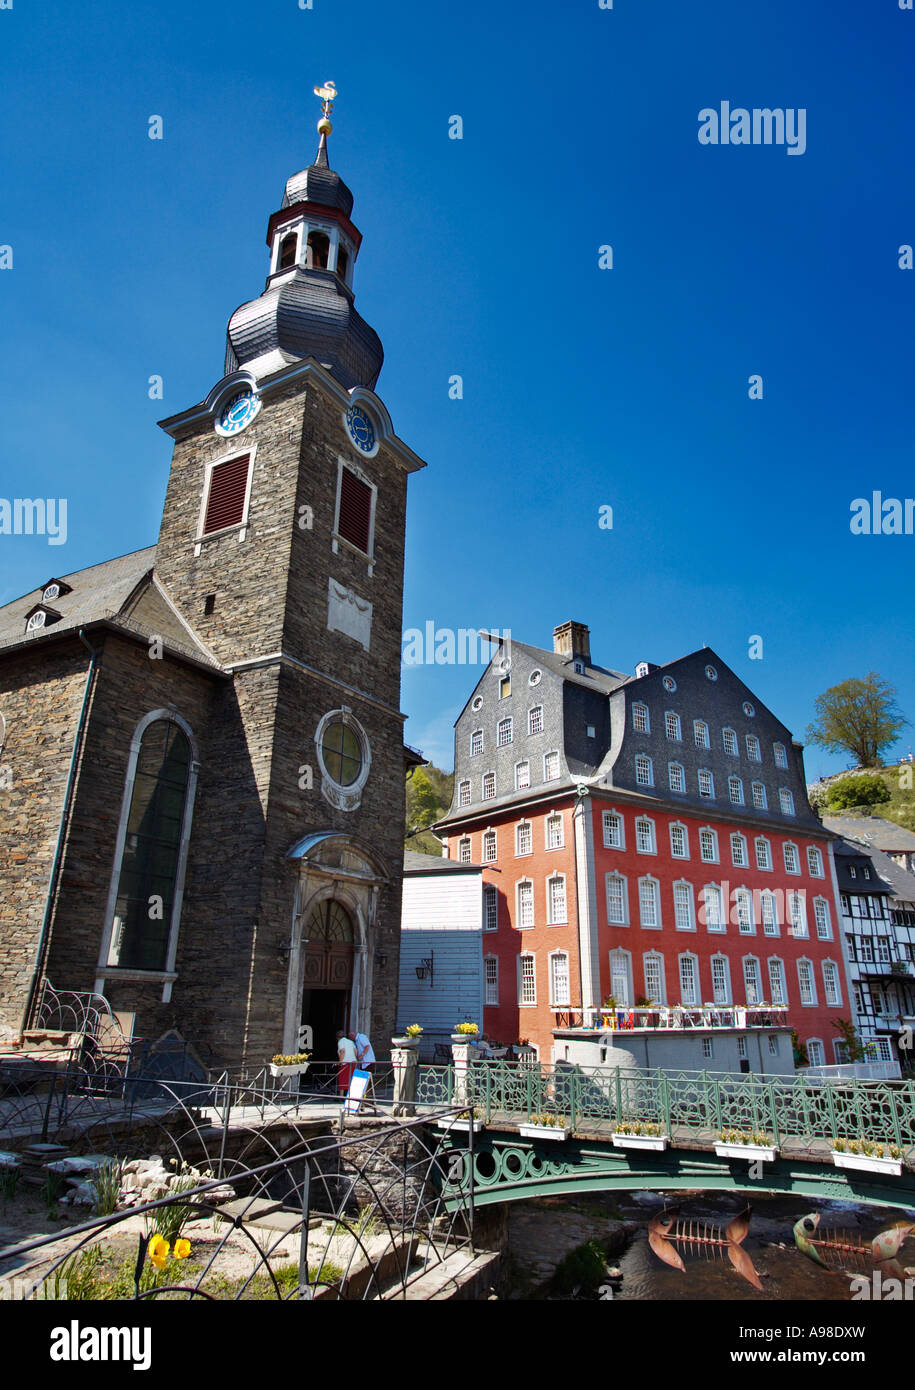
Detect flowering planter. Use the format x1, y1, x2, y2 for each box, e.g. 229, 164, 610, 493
612, 1133, 669, 1152
831, 1151, 903, 1177
269, 1062, 310, 1078
451, 1034, 479, 1045
435, 1116, 484, 1133
519, 1123, 569, 1142
715, 1142, 777, 1163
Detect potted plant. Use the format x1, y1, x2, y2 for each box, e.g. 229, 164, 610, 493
519, 1113, 570, 1141
451, 1022, 479, 1043
611, 1120, 669, 1152
392, 1024, 422, 1046
269, 1051, 310, 1078
830, 1138, 904, 1177
436, 1106, 484, 1133
714, 1128, 778, 1163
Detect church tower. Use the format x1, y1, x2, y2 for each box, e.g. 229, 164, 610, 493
148, 85, 426, 1066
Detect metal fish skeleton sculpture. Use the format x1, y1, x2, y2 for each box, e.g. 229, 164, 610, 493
648, 1206, 763, 1290
794, 1212, 915, 1278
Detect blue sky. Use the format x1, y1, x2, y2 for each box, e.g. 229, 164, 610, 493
1, 0, 913, 775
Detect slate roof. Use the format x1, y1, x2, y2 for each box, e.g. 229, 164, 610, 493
403, 850, 483, 875
0, 547, 223, 673
505, 638, 631, 697
282, 137, 355, 218
833, 837, 895, 895
833, 836, 915, 903
821, 813, 915, 853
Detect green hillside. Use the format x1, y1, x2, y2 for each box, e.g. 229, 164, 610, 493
824, 762, 915, 832
404, 763, 454, 856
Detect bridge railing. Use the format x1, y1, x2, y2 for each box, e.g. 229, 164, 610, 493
415, 1060, 915, 1148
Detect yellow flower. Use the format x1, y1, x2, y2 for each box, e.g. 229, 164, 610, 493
148, 1234, 170, 1270
173, 1238, 191, 1261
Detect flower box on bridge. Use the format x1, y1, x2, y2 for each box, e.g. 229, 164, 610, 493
436, 1115, 484, 1134
269, 1062, 310, 1078
714, 1141, 777, 1163
831, 1150, 903, 1177
612, 1131, 669, 1152
519, 1121, 570, 1142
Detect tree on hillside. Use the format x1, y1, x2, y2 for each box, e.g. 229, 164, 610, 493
805, 673, 907, 768
405, 764, 454, 854
825, 773, 891, 811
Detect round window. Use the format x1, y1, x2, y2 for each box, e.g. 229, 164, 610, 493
529, 670, 542, 686
472, 696, 483, 711
705, 665, 718, 681
742, 701, 755, 717
663, 675, 677, 692
320, 719, 363, 786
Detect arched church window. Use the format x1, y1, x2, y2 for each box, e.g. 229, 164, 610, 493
106, 715, 196, 972
304, 899, 354, 944
306, 230, 330, 269
278, 233, 298, 270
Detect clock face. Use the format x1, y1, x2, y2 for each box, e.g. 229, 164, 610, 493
216, 389, 261, 437
344, 404, 376, 454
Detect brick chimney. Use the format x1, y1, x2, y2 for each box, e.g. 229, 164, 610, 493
553, 621, 591, 665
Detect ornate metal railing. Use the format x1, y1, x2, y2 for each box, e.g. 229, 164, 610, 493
552, 1005, 790, 1031
417, 1060, 915, 1149
0, 1114, 474, 1301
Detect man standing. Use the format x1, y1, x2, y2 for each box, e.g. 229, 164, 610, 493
336, 1029, 358, 1096
353, 1028, 376, 1073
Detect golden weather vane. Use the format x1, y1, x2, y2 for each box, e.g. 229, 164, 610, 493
314, 80, 337, 136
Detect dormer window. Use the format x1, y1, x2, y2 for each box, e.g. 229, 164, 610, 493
306, 230, 330, 269
573, 660, 585, 675
43, 583, 60, 603
25, 605, 61, 633
278, 232, 298, 269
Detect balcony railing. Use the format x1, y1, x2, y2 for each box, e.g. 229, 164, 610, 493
552, 1005, 789, 1033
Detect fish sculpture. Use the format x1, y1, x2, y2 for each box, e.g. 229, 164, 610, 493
648, 1205, 763, 1290
793, 1212, 915, 1278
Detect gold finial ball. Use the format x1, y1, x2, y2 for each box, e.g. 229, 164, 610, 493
317, 116, 333, 136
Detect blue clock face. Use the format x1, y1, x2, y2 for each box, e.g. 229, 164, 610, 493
345, 404, 376, 454
216, 390, 260, 436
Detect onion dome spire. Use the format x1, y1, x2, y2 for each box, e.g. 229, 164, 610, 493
224, 82, 383, 390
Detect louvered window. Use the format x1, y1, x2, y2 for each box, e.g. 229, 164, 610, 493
203, 455, 250, 535
337, 467, 373, 553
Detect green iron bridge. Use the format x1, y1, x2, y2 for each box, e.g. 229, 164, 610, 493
414, 1062, 915, 1211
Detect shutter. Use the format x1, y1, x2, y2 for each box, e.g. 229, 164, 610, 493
203, 455, 250, 535
337, 468, 372, 552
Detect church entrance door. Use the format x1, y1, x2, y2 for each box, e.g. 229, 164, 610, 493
299, 900, 355, 1069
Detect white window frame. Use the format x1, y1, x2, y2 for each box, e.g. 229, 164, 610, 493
761, 890, 779, 937
703, 883, 725, 933
728, 776, 744, 806
549, 950, 571, 1007
483, 829, 497, 863
731, 833, 748, 868
751, 782, 768, 810
722, 727, 738, 757
673, 879, 695, 932
528, 705, 543, 736
518, 953, 537, 1006
783, 842, 800, 874
767, 956, 787, 1006
547, 874, 567, 925
332, 456, 377, 562
602, 810, 625, 849
746, 734, 761, 761
779, 787, 795, 816
545, 813, 564, 850
470, 728, 483, 757
606, 873, 629, 926
814, 898, 832, 940
483, 885, 498, 932
693, 719, 710, 749
638, 876, 661, 929
807, 846, 824, 878
789, 889, 808, 938
516, 878, 535, 929
755, 837, 772, 871
698, 768, 714, 799
773, 742, 788, 769
543, 750, 560, 782
735, 887, 756, 935
635, 816, 656, 855
484, 954, 499, 1004
669, 822, 689, 859
699, 827, 719, 863
632, 702, 650, 734
797, 957, 817, 1006
515, 760, 531, 791
482, 770, 496, 801
711, 954, 732, 1004
806, 1038, 825, 1067
458, 779, 471, 808
458, 836, 472, 864
609, 948, 633, 1007
668, 762, 686, 794
665, 711, 681, 741
635, 754, 654, 787
516, 821, 532, 857
196, 445, 257, 544
497, 716, 513, 747
743, 955, 763, 1005
643, 951, 667, 1005
822, 959, 842, 1007
679, 952, 700, 1006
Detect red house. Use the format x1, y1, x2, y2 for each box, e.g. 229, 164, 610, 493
437, 623, 844, 1069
